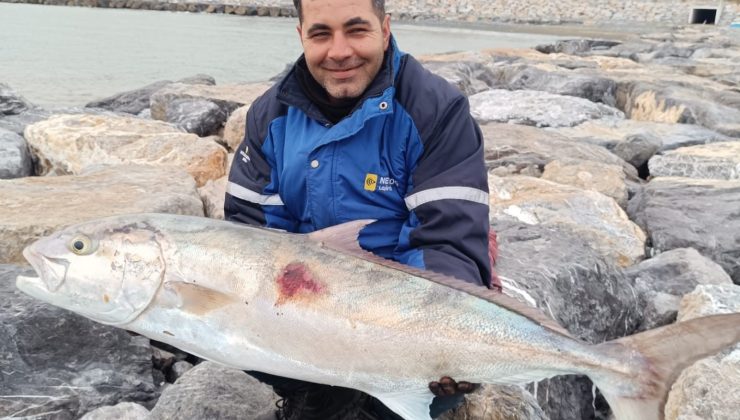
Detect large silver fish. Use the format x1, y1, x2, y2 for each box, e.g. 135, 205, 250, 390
15, 213, 740, 420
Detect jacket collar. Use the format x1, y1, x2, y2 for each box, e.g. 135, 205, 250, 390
276, 35, 403, 124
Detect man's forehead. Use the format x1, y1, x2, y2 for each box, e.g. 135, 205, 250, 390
302, 0, 378, 21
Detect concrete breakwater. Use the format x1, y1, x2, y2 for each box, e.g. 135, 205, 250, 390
2, 0, 739, 26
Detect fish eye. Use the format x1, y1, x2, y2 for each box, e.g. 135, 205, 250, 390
69, 235, 96, 255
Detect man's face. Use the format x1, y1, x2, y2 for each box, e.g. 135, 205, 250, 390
297, 0, 391, 102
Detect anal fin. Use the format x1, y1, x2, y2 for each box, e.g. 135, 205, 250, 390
371, 389, 434, 420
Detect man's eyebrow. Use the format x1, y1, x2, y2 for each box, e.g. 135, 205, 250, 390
344, 17, 371, 27
306, 23, 331, 34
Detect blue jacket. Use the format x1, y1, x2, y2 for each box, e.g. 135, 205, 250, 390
225, 38, 492, 287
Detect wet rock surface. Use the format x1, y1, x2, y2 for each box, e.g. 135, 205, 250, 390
0, 264, 160, 419
0, 127, 32, 179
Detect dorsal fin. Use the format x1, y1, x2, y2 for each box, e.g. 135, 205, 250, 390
306, 221, 572, 338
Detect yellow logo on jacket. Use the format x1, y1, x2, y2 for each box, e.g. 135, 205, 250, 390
364, 173, 378, 191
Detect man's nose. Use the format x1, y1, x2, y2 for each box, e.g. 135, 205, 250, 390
327, 33, 352, 61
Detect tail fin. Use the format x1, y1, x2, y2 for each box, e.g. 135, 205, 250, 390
593, 313, 740, 420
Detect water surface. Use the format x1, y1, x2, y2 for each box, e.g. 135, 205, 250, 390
0, 3, 570, 106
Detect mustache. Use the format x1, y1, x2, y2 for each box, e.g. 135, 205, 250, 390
321, 59, 365, 71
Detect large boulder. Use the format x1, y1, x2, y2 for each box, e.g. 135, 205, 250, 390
24, 114, 226, 186
421, 59, 496, 96
149, 82, 271, 136
148, 361, 276, 420
0, 264, 160, 419
0, 83, 32, 115
541, 159, 628, 208
493, 220, 640, 420
480, 123, 636, 179
628, 177, 740, 283
550, 118, 731, 169
79, 402, 151, 420
470, 89, 624, 127
489, 63, 618, 106
623, 248, 733, 331
85, 74, 216, 115
648, 141, 740, 180
0, 128, 32, 178
489, 174, 646, 267
665, 284, 740, 420
0, 165, 204, 264
0, 107, 51, 136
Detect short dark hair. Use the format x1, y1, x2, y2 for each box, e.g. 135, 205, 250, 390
293, 0, 386, 22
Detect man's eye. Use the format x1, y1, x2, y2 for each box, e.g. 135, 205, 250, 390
310, 32, 330, 39
349, 28, 368, 34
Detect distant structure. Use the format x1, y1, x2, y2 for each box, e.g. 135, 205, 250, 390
387, 0, 740, 26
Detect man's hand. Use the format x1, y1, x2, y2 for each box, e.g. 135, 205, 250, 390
428, 376, 479, 397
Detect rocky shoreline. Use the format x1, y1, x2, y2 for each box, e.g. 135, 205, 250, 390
2, 25, 740, 420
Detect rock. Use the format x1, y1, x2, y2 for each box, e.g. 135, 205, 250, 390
0, 128, 32, 178
24, 114, 227, 187
616, 81, 740, 137
150, 82, 271, 134
79, 402, 151, 420
85, 74, 216, 115
624, 248, 733, 331
664, 284, 740, 420
535, 39, 622, 55
0, 165, 204, 264
223, 105, 249, 152
648, 141, 740, 180
628, 177, 740, 283
489, 174, 646, 267
438, 384, 547, 420
550, 118, 732, 168
422, 60, 495, 96
0, 264, 160, 419
165, 98, 227, 137
542, 159, 628, 208
0, 83, 32, 115
493, 220, 640, 420
0, 107, 51, 136
169, 361, 194, 383
470, 89, 624, 128
199, 175, 227, 220
481, 123, 637, 179
489, 63, 618, 106
148, 361, 277, 420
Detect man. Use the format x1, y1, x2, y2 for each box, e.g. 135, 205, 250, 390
225, 0, 493, 418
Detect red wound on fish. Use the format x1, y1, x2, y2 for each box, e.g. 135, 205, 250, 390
276, 262, 323, 305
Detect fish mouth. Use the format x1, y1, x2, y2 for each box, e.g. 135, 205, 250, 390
20, 246, 69, 293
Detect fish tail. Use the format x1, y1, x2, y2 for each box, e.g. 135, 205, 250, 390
593, 313, 740, 420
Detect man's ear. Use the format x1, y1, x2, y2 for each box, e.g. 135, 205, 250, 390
382, 14, 391, 50
296, 24, 303, 43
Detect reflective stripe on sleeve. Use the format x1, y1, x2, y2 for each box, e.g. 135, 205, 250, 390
226, 182, 284, 206
405, 186, 489, 211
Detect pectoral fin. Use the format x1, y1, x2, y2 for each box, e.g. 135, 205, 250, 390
372, 389, 434, 420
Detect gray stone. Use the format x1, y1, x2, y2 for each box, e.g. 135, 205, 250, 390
79, 402, 150, 420
0, 83, 32, 115
470, 89, 624, 128
493, 220, 640, 420
422, 60, 496, 96
148, 361, 276, 420
628, 177, 740, 284
541, 159, 628, 208
481, 123, 637, 179
535, 39, 622, 55
438, 384, 547, 420
648, 141, 740, 180
490, 63, 618, 106
0, 128, 32, 178
0, 264, 160, 419
0, 107, 51, 136
166, 98, 227, 137
624, 248, 733, 331
169, 361, 194, 383
85, 74, 216, 115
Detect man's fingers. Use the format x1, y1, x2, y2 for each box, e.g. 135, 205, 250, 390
429, 381, 442, 396
457, 381, 479, 393
439, 377, 457, 395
